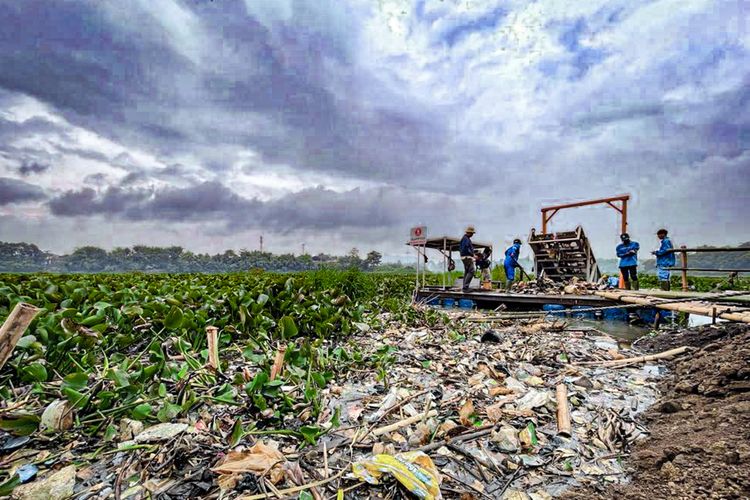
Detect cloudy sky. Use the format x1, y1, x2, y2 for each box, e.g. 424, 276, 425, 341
0, 0, 748, 261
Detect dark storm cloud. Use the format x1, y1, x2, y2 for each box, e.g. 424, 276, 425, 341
0, 177, 46, 205
47, 181, 455, 232
16, 160, 50, 176
0, 0, 483, 190
48, 186, 152, 216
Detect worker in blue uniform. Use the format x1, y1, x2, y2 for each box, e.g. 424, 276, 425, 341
459, 226, 476, 292
652, 228, 675, 291
616, 233, 640, 290
504, 239, 522, 291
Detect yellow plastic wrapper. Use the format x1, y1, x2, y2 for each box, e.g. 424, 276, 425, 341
351, 451, 442, 499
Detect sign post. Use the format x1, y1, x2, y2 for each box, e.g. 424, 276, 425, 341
409, 227, 427, 295
409, 226, 427, 246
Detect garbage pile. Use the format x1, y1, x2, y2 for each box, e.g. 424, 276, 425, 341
511, 277, 614, 295
315, 312, 660, 498
0, 311, 666, 499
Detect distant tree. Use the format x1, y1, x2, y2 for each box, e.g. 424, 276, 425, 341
363, 250, 382, 270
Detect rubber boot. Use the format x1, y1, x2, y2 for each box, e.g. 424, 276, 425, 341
624, 281, 631, 290
660, 280, 671, 291
632, 280, 639, 291
505, 279, 513, 291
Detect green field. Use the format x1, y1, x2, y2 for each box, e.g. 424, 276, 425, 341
0, 271, 437, 449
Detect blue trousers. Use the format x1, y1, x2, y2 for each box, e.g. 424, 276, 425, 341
657, 266, 671, 281
504, 263, 515, 281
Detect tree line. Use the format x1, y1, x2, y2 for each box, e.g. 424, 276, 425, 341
0, 242, 416, 273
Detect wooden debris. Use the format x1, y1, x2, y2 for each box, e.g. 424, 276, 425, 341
270, 345, 287, 381
556, 384, 572, 437
372, 409, 438, 437
577, 346, 691, 367
0, 302, 41, 370
206, 326, 220, 370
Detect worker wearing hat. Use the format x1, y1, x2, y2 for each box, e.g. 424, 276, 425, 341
459, 226, 476, 292
652, 228, 675, 290
504, 239, 523, 290
616, 233, 640, 290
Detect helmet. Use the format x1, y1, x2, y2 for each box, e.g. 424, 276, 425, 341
620, 233, 630, 241
513, 238, 522, 245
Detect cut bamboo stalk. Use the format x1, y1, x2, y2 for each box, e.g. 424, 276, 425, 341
206, 326, 219, 370
577, 345, 690, 367
269, 345, 287, 381
0, 303, 42, 370
372, 409, 438, 437
555, 384, 571, 437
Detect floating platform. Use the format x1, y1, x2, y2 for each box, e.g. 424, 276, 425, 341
416, 286, 615, 310
596, 289, 750, 324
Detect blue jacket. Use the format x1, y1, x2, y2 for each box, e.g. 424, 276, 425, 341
459, 234, 474, 257
616, 241, 640, 267
504, 243, 521, 267
654, 237, 676, 267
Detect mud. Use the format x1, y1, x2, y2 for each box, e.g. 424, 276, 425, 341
569, 323, 750, 499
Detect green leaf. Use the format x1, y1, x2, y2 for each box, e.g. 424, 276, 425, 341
299, 425, 321, 445
157, 403, 182, 423
279, 316, 298, 339
106, 369, 130, 388
0, 414, 40, 436
257, 294, 269, 306
164, 306, 184, 330
62, 387, 89, 409
131, 403, 153, 421
298, 492, 314, 500
16, 335, 36, 349
242, 350, 266, 364
103, 424, 118, 442
21, 363, 47, 382
311, 372, 326, 389
228, 418, 244, 447
246, 372, 269, 393
121, 305, 143, 317
0, 474, 21, 497
62, 372, 89, 391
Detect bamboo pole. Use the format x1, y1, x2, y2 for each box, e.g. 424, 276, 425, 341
371, 409, 438, 437
556, 384, 571, 437
0, 303, 42, 370
594, 291, 750, 323
206, 326, 219, 370
576, 346, 690, 367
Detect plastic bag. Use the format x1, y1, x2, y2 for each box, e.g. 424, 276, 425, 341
352, 451, 442, 499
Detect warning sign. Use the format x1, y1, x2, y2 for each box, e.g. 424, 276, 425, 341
409, 226, 427, 246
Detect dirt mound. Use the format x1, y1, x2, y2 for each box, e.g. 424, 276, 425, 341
635, 322, 747, 353
568, 324, 750, 499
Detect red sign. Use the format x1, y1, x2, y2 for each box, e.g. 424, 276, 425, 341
410, 226, 427, 245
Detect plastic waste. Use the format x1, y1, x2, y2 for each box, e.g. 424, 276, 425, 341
352, 451, 442, 500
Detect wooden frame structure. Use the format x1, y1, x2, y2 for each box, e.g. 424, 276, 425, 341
541, 195, 630, 235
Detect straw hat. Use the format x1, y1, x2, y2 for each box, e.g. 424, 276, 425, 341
465, 225, 476, 234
